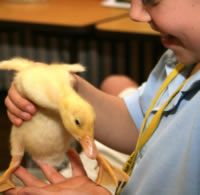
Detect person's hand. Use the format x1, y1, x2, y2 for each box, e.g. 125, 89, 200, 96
4, 150, 111, 195
4, 83, 36, 126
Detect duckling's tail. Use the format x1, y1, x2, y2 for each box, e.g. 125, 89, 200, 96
96, 153, 129, 186
0, 175, 15, 192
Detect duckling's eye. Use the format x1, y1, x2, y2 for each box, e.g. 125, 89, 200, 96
75, 119, 81, 126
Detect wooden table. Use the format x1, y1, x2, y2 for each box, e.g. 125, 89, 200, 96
0, 0, 128, 28
0, 0, 129, 69
96, 16, 159, 35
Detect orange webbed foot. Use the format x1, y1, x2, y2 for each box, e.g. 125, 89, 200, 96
96, 154, 129, 186
0, 155, 22, 192
0, 176, 15, 192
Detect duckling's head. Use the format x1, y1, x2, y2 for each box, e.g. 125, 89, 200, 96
59, 92, 98, 160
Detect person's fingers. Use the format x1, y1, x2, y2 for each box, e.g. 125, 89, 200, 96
6, 83, 36, 114
67, 149, 87, 177
5, 96, 32, 121
14, 166, 46, 187
34, 160, 66, 184
7, 110, 23, 126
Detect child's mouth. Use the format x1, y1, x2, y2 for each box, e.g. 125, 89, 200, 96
161, 34, 180, 48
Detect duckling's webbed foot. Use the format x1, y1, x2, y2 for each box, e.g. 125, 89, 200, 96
96, 154, 129, 186
0, 155, 22, 192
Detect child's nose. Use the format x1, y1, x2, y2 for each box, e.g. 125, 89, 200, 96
129, 0, 151, 22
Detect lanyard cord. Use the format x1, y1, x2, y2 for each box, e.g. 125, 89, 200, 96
116, 63, 186, 194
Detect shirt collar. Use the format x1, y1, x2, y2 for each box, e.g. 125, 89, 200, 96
153, 51, 198, 112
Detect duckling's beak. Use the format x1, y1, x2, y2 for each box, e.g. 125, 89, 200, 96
80, 135, 98, 159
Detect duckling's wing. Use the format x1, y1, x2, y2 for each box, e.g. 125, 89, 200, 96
15, 66, 68, 110
0, 58, 85, 111
59, 64, 86, 73
15, 64, 85, 111
0, 58, 85, 73
0, 57, 41, 71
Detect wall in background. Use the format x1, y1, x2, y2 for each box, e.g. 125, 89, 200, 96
0, 27, 164, 90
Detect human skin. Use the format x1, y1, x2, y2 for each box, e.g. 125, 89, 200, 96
100, 75, 138, 96
132, 0, 200, 65
4, 150, 111, 195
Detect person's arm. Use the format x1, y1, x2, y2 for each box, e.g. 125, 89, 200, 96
4, 150, 111, 195
75, 76, 138, 154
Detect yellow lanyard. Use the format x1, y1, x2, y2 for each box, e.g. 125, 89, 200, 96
116, 63, 186, 194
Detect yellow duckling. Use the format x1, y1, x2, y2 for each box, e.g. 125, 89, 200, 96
0, 58, 129, 192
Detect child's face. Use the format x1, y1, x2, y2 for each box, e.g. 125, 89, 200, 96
130, 0, 200, 65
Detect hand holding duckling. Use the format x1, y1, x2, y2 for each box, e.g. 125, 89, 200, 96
4, 149, 111, 195
0, 58, 129, 192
